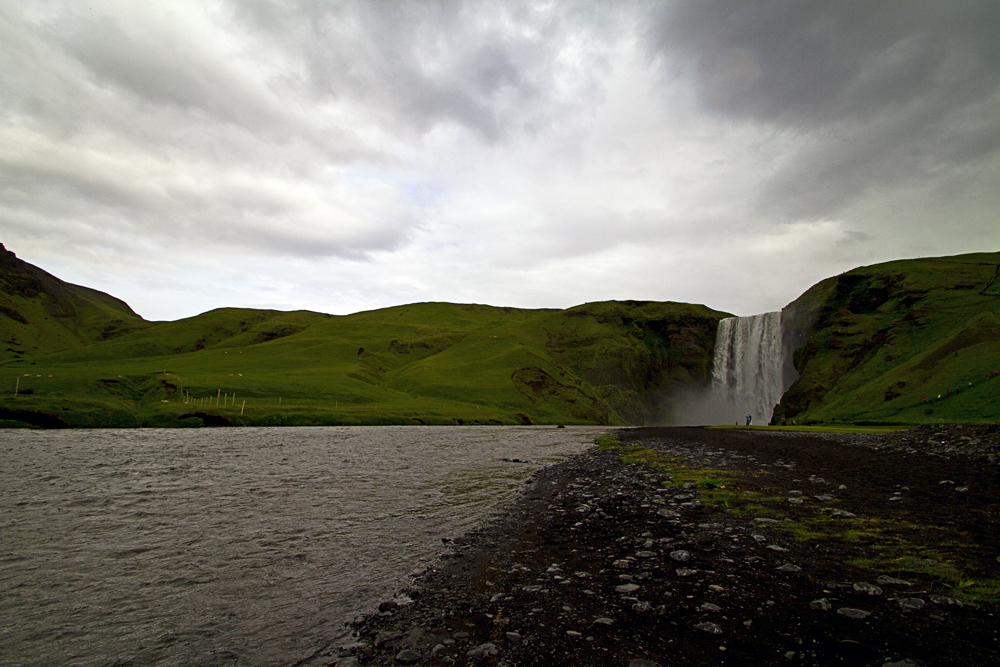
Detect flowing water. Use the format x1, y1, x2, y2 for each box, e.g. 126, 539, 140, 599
711, 312, 786, 424
675, 312, 795, 424
0, 426, 603, 666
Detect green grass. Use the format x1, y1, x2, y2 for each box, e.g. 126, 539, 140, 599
846, 551, 1000, 607
1, 300, 727, 428
5, 247, 1000, 428
776, 251, 1000, 425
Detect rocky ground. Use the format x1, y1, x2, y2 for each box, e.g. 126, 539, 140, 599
327, 426, 999, 667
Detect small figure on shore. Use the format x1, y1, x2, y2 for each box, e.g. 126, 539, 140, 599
745, 413, 752, 426
781, 417, 786, 426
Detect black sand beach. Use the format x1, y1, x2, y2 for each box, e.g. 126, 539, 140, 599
333, 426, 1000, 667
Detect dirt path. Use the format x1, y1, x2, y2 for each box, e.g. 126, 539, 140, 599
336, 427, 999, 667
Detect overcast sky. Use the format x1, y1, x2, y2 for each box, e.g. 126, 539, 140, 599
2, 1, 998, 321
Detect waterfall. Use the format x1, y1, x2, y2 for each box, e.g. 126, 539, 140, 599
710, 312, 787, 425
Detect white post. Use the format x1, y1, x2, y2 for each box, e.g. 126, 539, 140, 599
14, 377, 18, 398
241, 400, 245, 416
217, 389, 220, 405
232, 393, 236, 406
224, 392, 227, 406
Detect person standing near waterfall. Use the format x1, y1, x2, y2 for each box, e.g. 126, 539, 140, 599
745, 413, 752, 426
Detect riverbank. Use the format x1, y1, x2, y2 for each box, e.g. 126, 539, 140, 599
336, 425, 999, 666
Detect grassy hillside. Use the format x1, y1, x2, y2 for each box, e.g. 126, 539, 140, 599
774, 252, 1000, 425
1, 291, 728, 427
0, 244, 151, 363
5, 245, 995, 429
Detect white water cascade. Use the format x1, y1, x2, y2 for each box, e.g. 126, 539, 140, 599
710, 312, 787, 425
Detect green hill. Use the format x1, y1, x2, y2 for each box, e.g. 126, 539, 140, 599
1, 255, 728, 427
774, 252, 1000, 425
3, 246, 998, 429
0, 243, 151, 363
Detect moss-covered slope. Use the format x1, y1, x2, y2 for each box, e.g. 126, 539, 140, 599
0, 244, 151, 363
774, 252, 1000, 425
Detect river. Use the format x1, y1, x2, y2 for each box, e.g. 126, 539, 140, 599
0, 425, 604, 666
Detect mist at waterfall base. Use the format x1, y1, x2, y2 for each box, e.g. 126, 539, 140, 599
662, 313, 797, 426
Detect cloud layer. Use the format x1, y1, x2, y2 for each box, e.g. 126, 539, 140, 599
2, 1, 997, 320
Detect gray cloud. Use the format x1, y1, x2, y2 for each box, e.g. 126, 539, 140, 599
649, 1, 1000, 219
1, 1, 996, 320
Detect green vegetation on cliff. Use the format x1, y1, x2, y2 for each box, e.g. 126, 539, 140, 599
775, 252, 1000, 425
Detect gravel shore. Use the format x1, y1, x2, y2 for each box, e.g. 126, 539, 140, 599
331, 426, 999, 667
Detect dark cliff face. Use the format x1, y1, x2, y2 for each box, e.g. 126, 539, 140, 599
545, 301, 729, 424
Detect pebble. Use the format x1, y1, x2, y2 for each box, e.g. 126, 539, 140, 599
567, 630, 583, 637
837, 608, 871, 619
628, 660, 661, 667
810, 598, 832, 611
777, 563, 801, 573
593, 617, 614, 625
766, 545, 788, 552
633, 601, 652, 612
695, 621, 723, 634
883, 660, 918, 667
815, 494, 834, 501
505, 632, 522, 643
615, 583, 640, 594
899, 598, 925, 610
929, 595, 963, 607
700, 603, 722, 612
466, 642, 498, 658
876, 575, 912, 586
676, 568, 698, 577
670, 550, 691, 562
853, 582, 883, 595
376, 630, 403, 646
788, 498, 804, 504
831, 509, 856, 518
395, 649, 421, 664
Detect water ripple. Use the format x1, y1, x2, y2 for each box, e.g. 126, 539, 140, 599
0, 425, 600, 666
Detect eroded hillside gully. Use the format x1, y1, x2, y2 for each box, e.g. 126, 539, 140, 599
345, 427, 999, 667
